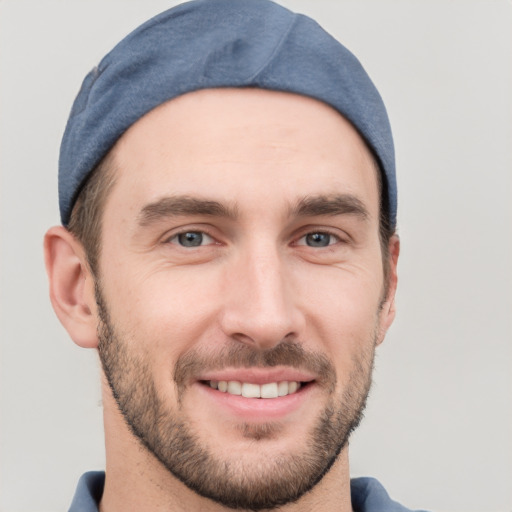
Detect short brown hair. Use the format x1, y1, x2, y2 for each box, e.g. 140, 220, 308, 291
67, 152, 117, 276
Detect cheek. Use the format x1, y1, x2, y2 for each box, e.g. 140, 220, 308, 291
299, 258, 384, 321
99, 239, 385, 377
101, 263, 223, 355
296, 262, 383, 370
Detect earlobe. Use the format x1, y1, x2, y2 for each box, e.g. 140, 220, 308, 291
376, 234, 400, 345
44, 226, 99, 348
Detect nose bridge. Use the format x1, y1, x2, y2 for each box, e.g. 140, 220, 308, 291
220, 238, 301, 348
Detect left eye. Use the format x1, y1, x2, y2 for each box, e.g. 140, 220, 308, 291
297, 232, 339, 248
169, 231, 214, 247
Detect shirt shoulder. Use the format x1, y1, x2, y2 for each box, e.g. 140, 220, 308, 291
69, 472, 429, 511
351, 477, 431, 512
68, 471, 105, 512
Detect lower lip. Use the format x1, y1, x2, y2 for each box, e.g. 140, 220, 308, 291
195, 382, 315, 420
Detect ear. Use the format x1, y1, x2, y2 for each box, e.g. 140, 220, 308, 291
376, 234, 400, 345
44, 226, 99, 348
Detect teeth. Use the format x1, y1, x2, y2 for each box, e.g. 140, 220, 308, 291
261, 383, 278, 399
208, 380, 302, 398
277, 381, 289, 396
227, 381, 242, 395
242, 383, 260, 398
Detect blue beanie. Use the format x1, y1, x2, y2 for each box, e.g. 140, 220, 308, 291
59, 0, 396, 227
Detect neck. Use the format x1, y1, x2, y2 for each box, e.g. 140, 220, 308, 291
100, 381, 353, 512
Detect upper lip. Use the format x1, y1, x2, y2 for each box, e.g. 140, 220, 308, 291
197, 367, 316, 385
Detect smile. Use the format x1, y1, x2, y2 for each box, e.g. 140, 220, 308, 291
207, 380, 302, 398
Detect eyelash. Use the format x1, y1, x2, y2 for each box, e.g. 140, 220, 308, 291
166, 229, 216, 248
295, 231, 342, 248
165, 228, 345, 249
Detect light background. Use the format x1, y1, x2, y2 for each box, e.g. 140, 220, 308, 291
1, 1, 511, 511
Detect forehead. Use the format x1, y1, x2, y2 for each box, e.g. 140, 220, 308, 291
106, 88, 380, 220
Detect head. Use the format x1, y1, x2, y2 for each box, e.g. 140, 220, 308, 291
45, 2, 399, 510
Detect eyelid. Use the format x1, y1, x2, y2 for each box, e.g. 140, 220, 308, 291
162, 225, 220, 246
168, 231, 215, 247
292, 226, 349, 246
294, 232, 340, 247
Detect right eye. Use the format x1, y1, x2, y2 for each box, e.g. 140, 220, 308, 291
167, 231, 215, 247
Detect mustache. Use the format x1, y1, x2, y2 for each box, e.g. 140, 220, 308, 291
173, 341, 337, 393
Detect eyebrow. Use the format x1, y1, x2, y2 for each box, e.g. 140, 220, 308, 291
292, 194, 370, 220
138, 195, 238, 226
137, 193, 369, 227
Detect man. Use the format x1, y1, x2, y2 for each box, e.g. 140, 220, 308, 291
44, 0, 421, 510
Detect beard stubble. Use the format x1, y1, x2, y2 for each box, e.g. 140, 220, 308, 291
96, 284, 376, 511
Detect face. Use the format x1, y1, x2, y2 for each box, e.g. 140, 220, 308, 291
95, 89, 396, 510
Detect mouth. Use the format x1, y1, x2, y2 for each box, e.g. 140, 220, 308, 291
203, 379, 308, 398
193, 368, 318, 420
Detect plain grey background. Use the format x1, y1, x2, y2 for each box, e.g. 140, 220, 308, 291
1, 1, 511, 511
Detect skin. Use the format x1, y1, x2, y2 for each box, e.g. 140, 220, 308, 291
45, 88, 399, 512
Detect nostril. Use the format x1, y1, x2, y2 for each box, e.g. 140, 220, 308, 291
231, 332, 256, 346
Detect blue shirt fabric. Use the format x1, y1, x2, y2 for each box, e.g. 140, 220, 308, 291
68, 471, 427, 511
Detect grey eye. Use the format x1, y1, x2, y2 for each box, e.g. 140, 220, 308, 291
305, 232, 333, 247
177, 232, 205, 247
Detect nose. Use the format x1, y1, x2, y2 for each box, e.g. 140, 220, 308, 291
219, 243, 304, 350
